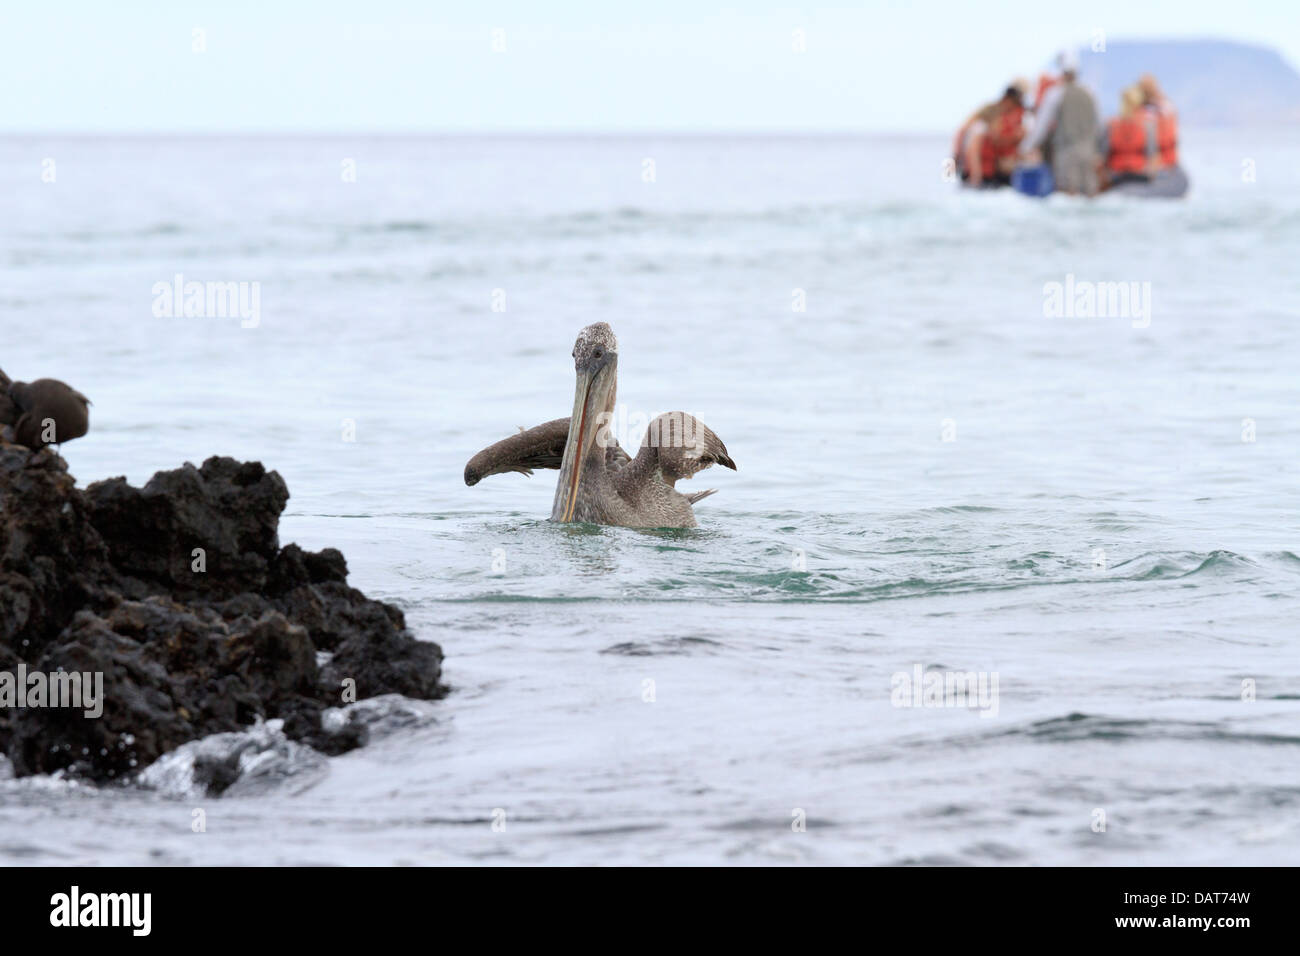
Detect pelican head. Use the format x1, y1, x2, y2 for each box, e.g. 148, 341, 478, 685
551, 323, 619, 522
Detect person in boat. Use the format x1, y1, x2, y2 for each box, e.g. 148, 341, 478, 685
1020, 51, 1072, 169
1098, 85, 1158, 190
1104, 73, 1189, 198
953, 83, 1027, 188
1032, 70, 1060, 114
1018, 50, 1100, 196
1138, 73, 1180, 172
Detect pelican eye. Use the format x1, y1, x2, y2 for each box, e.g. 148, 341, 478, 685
593, 348, 603, 359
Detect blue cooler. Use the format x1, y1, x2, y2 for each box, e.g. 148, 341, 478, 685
1012, 164, 1054, 197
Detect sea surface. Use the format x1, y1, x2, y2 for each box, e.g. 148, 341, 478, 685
1, 131, 1298, 865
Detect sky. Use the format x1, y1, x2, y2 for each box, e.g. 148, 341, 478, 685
4, 1, 1298, 132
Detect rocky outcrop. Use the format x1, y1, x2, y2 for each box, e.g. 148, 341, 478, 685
0, 444, 444, 781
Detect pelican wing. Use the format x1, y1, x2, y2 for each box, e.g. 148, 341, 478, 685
465, 418, 632, 486
464, 418, 571, 485
637, 412, 736, 485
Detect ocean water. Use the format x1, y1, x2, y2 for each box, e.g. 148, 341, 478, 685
1, 131, 1298, 865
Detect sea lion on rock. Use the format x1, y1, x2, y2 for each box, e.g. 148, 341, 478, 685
0, 368, 91, 450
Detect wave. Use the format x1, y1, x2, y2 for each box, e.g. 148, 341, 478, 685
1110, 549, 1258, 581
600, 636, 725, 656
433, 543, 1285, 604
999, 712, 1300, 746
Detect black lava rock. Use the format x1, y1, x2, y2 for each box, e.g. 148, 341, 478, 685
0, 443, 444, 780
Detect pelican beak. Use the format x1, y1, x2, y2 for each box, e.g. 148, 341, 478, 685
551, 356, 615, 523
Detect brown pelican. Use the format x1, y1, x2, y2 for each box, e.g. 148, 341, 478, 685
464, 323, 735, 528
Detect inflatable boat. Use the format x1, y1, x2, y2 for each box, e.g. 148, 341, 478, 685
1009, 162, 1189, 199
1107, 166, 1189, 198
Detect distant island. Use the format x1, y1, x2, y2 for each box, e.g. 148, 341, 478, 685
1076, 39, 1300, 125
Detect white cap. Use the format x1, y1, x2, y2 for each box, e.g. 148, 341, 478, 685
1056, 48, 1080, 73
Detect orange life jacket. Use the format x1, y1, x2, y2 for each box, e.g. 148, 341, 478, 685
954, 103, 1023, 179
977, 104, 1024, 177
1106, 115, 1149, 173
1153, 106, 1178, 166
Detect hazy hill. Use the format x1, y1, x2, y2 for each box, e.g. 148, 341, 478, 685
1077, 39, 1300, 125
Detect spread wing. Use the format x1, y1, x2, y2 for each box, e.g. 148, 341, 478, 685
465, 418, 571, 485
637, 412, 736, 486
465, 417, 634, 486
